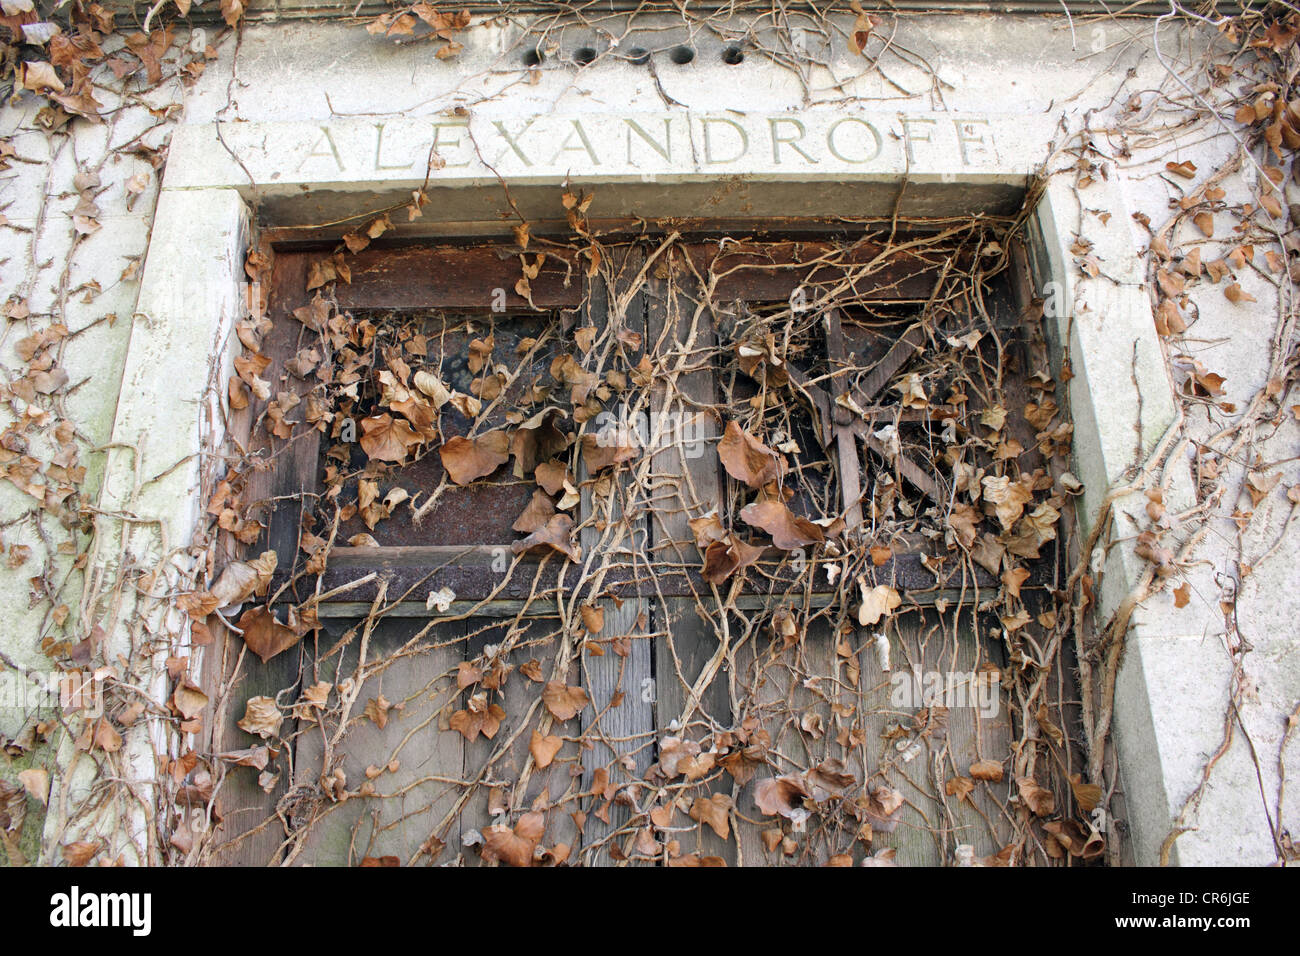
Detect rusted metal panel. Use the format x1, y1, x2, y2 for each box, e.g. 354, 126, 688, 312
273, 243, 584, 310
683, 239, 961, 302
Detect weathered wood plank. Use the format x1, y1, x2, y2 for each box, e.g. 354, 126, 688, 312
577, 247, 656, 865
858, 608, 1013, 866
288, 543, 999, 603
734, 616, 845, 866
208, 248, 318, 865
646, 247, 736, 865
683, 240, 963, 303
459, 616, 580, 866
286, 618, 465, 866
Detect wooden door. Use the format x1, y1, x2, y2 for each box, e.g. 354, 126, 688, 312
205, 230, 1046, 867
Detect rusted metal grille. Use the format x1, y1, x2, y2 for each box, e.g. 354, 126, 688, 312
262, 236, 1034, 611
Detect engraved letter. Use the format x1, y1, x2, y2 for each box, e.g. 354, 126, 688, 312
430, 120, 472, 168
769, 117, 818, 164
625, 118, 672, 164
493, 118, 537, 166
297, 126, 345, 173
899, 116, 936, 165
827, 117, 882, 164
700, 117, 748, 165
953, 118, 992, 166
551, 119, 601, 166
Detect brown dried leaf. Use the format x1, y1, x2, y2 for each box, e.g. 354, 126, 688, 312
1069, 773, 1102, 813
1016, 776, 1055, 817
718, 420, 785, 488
945, 776, 975, 803
689, 793, 733, 840
857, 582, 901, 626
439, 430, 510, 484
236, 606, 304, 664
754, 774, 810, 818
237, 696, 283, 739
482, 811, 545, 867
360, 413, 423, 463
969, 759, 1004, 782
530, 729, 563, 769
739, 499, 824, 550
512, 489, 556, 534
542, 681, 589, 721
449, 693, 505, 741
511, 513, 581, 562
701, 534, 765, 585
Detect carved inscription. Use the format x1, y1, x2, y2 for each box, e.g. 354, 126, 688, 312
280, 112, 999, 180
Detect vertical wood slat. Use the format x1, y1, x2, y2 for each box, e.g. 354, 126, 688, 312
209, 250, 320, 865
824, 308, 865, 535
457, 616, 583, 866
646, 249, 735, 864
733, 618, 849, 867
871, 609, 1013, 866
287, 618, 465, 866
577, 247, 655, 864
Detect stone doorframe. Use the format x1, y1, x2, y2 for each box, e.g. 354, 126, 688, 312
74, 108, 1199, 865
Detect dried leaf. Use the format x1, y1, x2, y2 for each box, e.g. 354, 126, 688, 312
450, 693, 505, 741
482, 811, 544, 867
718, 421, 785, 488
739, 499, 824, 550
440, 431, 510, 484
542, 681, 589, 721
969, 759, 1004, 782
511, 513, 581, 562
236, 606, 304, 664
689, 793, 733, 840
512, 489, 556, 533
857, 582, 901, 626
237, 696, 283, 738
701, 534, 765, 584
754, 774, 810, 818
360, 413, 423, 463
530, 729, 563, 769
1016, 776, 1055, 817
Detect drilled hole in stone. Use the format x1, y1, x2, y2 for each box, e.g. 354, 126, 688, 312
669, 45, 695, 64
722, 46, 744, 65
522, 47, 543, 67
574, 47, 597, 66
626, 47, 650, 65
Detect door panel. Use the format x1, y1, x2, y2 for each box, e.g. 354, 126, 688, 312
211, 230, 1039, 866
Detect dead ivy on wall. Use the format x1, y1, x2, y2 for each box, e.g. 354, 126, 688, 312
189, 216, 1095, 866
0, 2, 1297, 867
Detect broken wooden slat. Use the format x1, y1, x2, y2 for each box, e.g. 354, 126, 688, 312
853, 323, 927, 405
824, 308, 865, 535
783, 361, 945, 507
